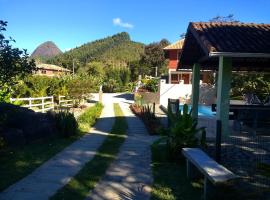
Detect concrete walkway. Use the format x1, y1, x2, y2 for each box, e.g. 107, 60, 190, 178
0, 102, 115, 200
87, 97, 158, 200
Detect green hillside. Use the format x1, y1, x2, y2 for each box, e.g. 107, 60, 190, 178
47, 32, 144, 70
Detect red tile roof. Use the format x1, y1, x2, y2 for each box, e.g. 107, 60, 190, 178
179, 22, 270, 70
191, 22, 270, 53
163, 39, 185, 50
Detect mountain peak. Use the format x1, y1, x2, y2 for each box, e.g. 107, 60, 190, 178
31, 41, 62, 58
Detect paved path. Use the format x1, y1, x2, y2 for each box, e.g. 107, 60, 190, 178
0, 102, 115, 200
87, 96, 158, 200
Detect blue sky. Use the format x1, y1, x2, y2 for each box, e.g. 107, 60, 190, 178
1, 0, 270, 53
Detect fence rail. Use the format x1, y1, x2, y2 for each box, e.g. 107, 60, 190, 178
10, 96, 54, 113
58, 95, 74, 108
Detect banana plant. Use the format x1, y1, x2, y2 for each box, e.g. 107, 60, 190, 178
167, 104, 206, 159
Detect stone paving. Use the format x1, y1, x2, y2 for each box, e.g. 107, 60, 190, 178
0, 102, 115, 200
87, 99, 158, 200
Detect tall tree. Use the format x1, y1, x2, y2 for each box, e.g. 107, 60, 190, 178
140, 39, 170, 77
0, 20, 36, 101
0, 21, 36, 85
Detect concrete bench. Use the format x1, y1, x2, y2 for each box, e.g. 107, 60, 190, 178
182, 148, 237, 200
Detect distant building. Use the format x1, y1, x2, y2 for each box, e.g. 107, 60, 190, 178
34, 63, 71, 77
163, 39, 210, 84
163, 39, 190, 84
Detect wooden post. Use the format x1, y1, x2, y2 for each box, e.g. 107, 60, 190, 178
51, 96, 54, 111
29, 98, 32, 109
41, 97, 44, 113
191, 63, 200, 119
216, 56, 232, 137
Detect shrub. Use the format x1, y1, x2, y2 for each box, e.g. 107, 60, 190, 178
141, 78, 159, 92
78, 103, 103, 132
166, 104, 205, 160
53, 111, 78, 138
0, 103, 55, 145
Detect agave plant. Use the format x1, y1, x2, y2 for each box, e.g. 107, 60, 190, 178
167, 104, 206, 159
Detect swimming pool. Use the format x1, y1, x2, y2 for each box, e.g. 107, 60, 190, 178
179, 105, 215, 117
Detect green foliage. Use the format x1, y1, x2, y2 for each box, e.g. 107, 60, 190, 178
10, 75, 101, 103
231, 73, 270, 100
142, 78, 159, 92
53, 111, 78, 138
0, 85, 11, 103
78, 61, 105, 77
102, 67, 131, 92
47, 32, 144, 71
140, 39, 170, 77
166, 104, 205, 160
66, 75, 101, 101
78, 103, 103, 132
0, 20, 36, 99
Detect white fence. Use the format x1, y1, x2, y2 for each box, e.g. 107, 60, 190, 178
10, 96, 54, 113
58, 96, 74, 108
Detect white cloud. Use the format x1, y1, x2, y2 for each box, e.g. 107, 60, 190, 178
113, 18, 134, 29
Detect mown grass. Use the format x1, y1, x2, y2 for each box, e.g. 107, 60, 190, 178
0, 103, 103, 192
150, 142, 203, 200
50, 103, 127, 200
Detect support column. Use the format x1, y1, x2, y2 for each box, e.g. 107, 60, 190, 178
216, 56, 232, 137
191, 63, 200, 119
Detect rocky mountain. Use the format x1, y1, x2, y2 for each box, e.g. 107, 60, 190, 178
31, 41, 62, 60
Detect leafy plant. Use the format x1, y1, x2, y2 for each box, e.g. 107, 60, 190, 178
0, 20, 36, 99
77, 103, 103, 132
166, 104, 205, 160
142, 78, 159, 92
141, 104, 155, 121
53, 111, 78, 138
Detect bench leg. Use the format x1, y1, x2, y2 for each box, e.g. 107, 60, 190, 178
203, 176, 216, 200
186, 160, 199, 179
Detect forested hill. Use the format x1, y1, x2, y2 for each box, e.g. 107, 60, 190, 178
47, 32, 144, 70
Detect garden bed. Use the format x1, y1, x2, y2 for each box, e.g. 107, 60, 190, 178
130, 104, 162, 135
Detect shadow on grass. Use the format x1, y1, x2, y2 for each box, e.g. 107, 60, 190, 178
151, 143, 203, 200
50, 103, 127, 200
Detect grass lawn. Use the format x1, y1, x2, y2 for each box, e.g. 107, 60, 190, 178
150, 142, 203, 200
0, 103, 103, 192
50, 103, 127, 200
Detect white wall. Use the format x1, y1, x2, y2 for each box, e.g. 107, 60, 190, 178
159, 79, 192, 107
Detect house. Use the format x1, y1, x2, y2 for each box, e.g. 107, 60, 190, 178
163, 39, 211, 84
35, 63, 71, 77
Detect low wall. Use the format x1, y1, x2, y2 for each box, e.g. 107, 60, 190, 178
136, 91, 159, 104
159, 79, 192, 107
159, 79, 216, 107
